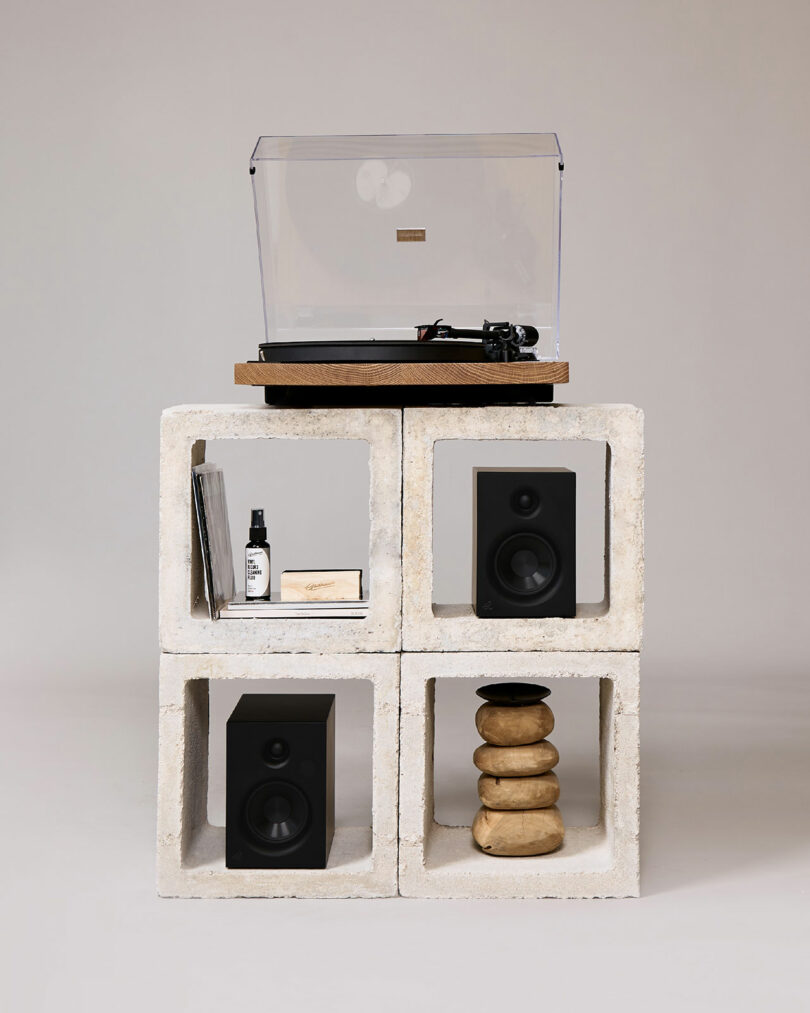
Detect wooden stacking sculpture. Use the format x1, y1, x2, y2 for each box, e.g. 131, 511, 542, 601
472, 683, 565, 856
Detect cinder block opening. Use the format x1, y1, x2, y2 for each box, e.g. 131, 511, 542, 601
432, 675, 602, 830
191, 438, 371, 617
207, 677, 374, 833
431, 439, 608, 617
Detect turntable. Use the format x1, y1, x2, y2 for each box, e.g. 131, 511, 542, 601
234, 134, 569, 406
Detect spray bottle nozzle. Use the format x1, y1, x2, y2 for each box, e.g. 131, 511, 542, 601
249, 507, 267, 541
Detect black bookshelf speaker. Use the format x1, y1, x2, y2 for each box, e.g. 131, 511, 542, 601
226, 694, 335, 869
473, 468, 576, 619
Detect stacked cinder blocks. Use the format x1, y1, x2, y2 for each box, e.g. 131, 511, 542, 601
399, 404, 643, 898
158, 402, 643, 899
157, 405, 403, 898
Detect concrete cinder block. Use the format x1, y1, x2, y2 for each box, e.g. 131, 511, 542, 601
157, 652, 400, 899
398, 651, 640, 899
158, 402, 644, 900
402, 404, 644, 652
159, 405, 402, 654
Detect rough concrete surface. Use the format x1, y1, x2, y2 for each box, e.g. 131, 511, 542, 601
402, 404, 644, 652
399, 651, 640, 898
158, 404, 642, 899
159, 405, 402, 654
157, 652, 400, 898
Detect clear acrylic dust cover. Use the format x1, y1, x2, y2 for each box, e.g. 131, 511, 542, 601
250, 133, 563, 361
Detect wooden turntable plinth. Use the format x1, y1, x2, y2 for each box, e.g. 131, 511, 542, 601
234, 360, 569, 388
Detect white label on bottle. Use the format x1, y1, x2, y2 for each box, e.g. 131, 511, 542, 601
245, 547, 271, 598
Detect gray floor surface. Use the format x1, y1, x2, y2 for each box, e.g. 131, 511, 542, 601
2, 670, 807, 1011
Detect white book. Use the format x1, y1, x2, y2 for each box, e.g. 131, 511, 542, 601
224, 592, 368, 611
219, 603, 368, 619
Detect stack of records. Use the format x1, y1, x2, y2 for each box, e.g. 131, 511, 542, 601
192, 463, 235, 619
219, 593, 369, 619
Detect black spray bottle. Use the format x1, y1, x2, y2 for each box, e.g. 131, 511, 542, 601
245, 508, 271, 600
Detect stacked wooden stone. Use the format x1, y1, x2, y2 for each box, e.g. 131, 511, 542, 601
472, 683, 565, 856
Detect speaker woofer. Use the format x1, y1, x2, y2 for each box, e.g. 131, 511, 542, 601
493, 532, 557, 597
245, 781, 310, 847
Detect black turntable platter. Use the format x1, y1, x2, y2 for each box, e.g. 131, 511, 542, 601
247, 337, 561, 407
259, 340, 489, 365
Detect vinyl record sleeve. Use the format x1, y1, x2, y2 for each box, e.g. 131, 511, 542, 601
191, 463, 235, 619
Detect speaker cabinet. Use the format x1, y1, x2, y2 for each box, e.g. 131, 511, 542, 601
473, 468, 576, 619
226, 694, 335, 869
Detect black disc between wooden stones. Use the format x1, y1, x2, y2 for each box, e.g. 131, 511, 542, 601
476, 682, 551, 707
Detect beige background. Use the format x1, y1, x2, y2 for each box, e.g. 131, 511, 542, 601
1, 1, 808, 1009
